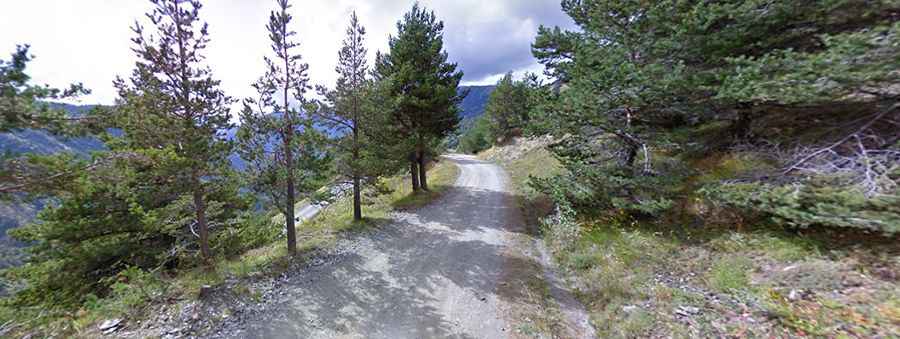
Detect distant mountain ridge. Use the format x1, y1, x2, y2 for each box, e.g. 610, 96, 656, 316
0, 88, 494, 158
0, 103, 105, 156
458, 85, 494, 120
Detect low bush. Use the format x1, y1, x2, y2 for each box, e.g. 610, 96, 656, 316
457, 115, 492, 154
704, 181, 900, 234
212, 210, 281, 257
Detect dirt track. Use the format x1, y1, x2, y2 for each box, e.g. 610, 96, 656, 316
211, 154, 593, 338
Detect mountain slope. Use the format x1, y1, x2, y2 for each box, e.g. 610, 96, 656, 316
0, 103, 105, 156
458, 85, 494, 120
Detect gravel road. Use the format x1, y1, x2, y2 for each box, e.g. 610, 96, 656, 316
212, 154, 592, 339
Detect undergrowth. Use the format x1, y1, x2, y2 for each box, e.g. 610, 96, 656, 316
494, 137, 900, 338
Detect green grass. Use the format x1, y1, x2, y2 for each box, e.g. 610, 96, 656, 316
706, 230, 820, 262
491, 143, 564, 229
487, 140, 672, 338
556, 214, 897, 338
561, 223, 678, 338
620, 309, 655, 336
389, 160, 460, 210
693, 152, 776, 185
707, 256, 753, 292
504, 146, 562, 199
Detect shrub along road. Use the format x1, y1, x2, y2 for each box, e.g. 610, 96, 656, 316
211, 154, 593, 338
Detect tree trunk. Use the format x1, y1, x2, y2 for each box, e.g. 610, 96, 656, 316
624, 145, 638, 168
410, 158, 420, 192
733, 105, 755, 141
192, 173, 211, 264
285, 170, 297, 255
640, 144, 652, 175
351, 125, 362, 221
418, 150, 429, 191
281, 16, 298, 256
352, 176, 362, 221
284, 106, 296, 255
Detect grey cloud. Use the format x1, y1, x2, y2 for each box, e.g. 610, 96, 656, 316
439, 1, 576, 81
0, 0, 577, 105
367, 0, 576, 82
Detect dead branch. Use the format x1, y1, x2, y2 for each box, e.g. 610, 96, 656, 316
784, 103, 899, 174
0, 152, 146, 196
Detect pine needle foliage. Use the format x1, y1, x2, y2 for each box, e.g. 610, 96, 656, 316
531, 0, 900, 233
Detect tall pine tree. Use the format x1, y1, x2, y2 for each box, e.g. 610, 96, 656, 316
237, 0, 328, 255
374, 3, 463, 191
316, 12, 372, 221
114, 0, 234, 263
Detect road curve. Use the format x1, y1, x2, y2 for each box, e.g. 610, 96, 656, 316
215, 154, 586, 338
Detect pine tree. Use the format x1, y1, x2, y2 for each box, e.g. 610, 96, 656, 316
114, 0, 234, 263
315, 12, 374, 221
237, 0, 328, 255
6, 149, 248, 307
374, 3, 463, 191
484, 72, 529, 143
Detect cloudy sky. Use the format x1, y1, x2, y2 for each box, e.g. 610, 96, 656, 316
0, 0, 575, 107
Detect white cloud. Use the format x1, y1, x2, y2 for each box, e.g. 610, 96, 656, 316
1, 0, 574, 112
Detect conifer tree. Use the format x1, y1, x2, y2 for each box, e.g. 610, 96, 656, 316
114, 0, 234, 263
316, 12, 372, 221
374, 3, 463, 191
237, 0, 328, 254
484, 72, 529, 143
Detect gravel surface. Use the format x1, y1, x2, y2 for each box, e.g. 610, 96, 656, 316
204, 154, 593, 339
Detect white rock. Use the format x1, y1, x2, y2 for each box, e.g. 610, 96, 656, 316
99, 319, 122, 331
676, 306, 700, 317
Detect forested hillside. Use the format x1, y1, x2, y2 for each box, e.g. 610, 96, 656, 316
0, 103, 103, 156
0, 91, 492, 247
